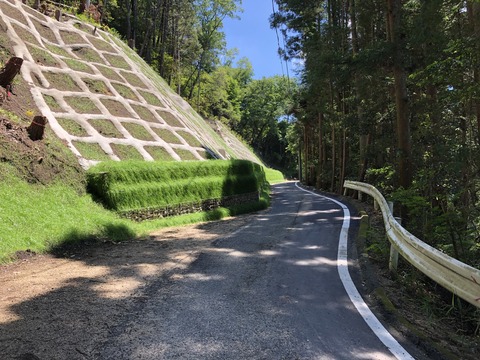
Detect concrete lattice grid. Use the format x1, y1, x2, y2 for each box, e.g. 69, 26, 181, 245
0, 0, 262, 168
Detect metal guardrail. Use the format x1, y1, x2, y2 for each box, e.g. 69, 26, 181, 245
344, 180, 480, 309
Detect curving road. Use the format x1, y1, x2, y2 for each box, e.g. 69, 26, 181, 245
98, 182, 425, 359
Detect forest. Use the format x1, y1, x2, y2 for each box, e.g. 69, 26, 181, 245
270, 0, 480, 273
70, 1, 479, 271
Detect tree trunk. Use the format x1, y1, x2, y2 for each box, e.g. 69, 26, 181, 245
0, 57, 23, 87
468, 1, 480, 145
387, 0, 412, 190
331, 125, 336, 193
316, 112, 324, 189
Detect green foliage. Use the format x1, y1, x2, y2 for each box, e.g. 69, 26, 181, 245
365, 166, 396, 195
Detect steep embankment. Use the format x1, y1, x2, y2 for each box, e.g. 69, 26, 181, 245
0, 0, 261, 171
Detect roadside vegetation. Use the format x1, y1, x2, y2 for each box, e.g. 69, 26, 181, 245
0, 159, 272, 264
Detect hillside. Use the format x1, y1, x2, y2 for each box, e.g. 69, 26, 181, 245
0, 0, 261, 177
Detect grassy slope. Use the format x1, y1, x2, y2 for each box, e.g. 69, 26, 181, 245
0, 3, 280, 263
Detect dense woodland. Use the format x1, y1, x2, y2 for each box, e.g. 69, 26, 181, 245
52, 0, 480, 270
271, 0, 480, 272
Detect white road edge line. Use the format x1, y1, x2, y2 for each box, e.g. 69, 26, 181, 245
295, 182, 414, 360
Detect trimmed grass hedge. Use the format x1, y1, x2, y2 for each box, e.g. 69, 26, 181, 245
87, 160, 269, 212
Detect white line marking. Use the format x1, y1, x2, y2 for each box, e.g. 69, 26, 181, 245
295, 182, 414, 360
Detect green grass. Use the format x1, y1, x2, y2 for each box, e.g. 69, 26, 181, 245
65, 97, 101, 114
95, 65, 123, 82
83, 78, 111, 94
152, 128, 183, 144
175, 148, 198, 160
63, 58, 94, 73
264, 168, 285, 184
104, 54, 131, 70
89, 119, 125, 138
57, 118, 89, 137
0, 162, 270, 264
138, 90, 164, 107
110, 144, 145, 160
131, 104, 158, 122
120, 71, 147, 88
72, 141, 111, 161
0, 165, 133, 263
28, 45, 60, 67
112, 83, 138, 100
43, 72, 81, 92
43, 94, 63, 112
177, 131, 203, 147
87, 160, 268, 212
46, 44, 71, 58
144, 146, 175, 161
121, 122, 155, 141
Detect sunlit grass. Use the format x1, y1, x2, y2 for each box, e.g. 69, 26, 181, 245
0, 163, 270, 264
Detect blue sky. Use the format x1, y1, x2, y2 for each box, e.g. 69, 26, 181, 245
222, 0, 286, 79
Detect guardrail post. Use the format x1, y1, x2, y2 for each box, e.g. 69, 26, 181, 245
387, 201, 399, 272
357, 191, 362, 201
389, 244, 399, 272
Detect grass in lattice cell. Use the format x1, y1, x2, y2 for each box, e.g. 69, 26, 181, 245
27, 45, 60, 67
174, 148, 198, 161
120, 71, 147, 88
46, 44, 71, 58
130, 104, 158, 123
157, 110, 184, 127
42, 94, 63, 112
72, 140, 111, 161
176, 130, 203, 147
138, 90, 164, 107
100, 99, 130, 117
83, 78, 111, 95
56, 118, 89, 137
110, 144, 144, 161
104, 54, 131, 70
151, 127, 183, 144
65, 96, 101, 114
73, 47, 105, 64
87, 36, 116, 52
89, 119, 125, 138
43, 72, 81, 92
121, 122, 155, 141
95, 65, 123, 82
144, 146, 175, 161
63, 58, 94, 74
111, 83, 138, 100
60, 30, 88, 45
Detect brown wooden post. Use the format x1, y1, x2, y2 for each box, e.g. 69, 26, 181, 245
0, 57, 23, 88
27, 116, 48, 141
55, 9, 62, 21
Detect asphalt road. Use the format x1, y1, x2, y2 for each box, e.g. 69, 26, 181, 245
97, 182, 424, 359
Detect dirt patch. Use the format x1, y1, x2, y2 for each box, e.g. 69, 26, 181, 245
0, 215, 254, 360
0, 115, 83, 188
